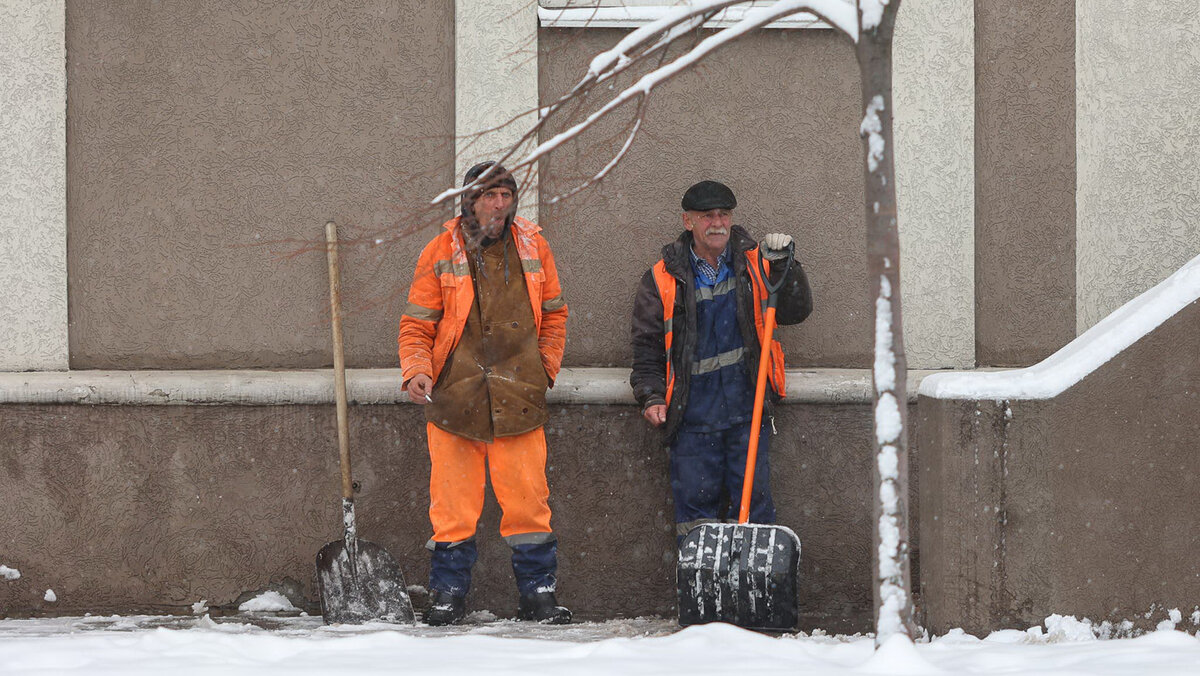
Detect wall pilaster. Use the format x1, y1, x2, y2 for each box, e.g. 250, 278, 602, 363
456, 0, 540, 222
0, 0, 67, 371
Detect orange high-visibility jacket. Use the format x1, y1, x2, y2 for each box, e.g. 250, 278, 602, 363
630, 227, 812, 442
650, 250, 786, 407
399, 216, 568, 386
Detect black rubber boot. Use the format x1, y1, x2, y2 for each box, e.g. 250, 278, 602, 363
516, 591, 572, 624
425, 590, 467, 626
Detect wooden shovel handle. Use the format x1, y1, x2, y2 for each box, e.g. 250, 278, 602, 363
325, 221, 353, 500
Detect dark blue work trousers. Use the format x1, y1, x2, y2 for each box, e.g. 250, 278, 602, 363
429, 539, 558, 598
669, 418, 776, 534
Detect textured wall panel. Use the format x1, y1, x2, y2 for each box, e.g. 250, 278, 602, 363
539, 28, 868, 368
893, 0, 974, 369
0, 401, 916, 632
456, 0, 539, 222
975, 0, 1076, 366
920, 299, 1200, 635
65, 1, 455, 369
0, 0, 67, 371
1076, 1, 1200, 332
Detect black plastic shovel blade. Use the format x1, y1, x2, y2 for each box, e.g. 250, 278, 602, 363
677, 523, 801, 631
316, 538, 415, 625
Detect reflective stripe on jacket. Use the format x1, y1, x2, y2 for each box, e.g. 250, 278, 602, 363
650, 250, 786, 406
399, 216, 568, 386
631, 226, 812, 442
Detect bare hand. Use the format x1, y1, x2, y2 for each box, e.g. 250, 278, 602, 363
643, 404, 667, 426
406, 375, 433, 404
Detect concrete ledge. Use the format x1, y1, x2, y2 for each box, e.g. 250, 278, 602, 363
0, 367, 954, 406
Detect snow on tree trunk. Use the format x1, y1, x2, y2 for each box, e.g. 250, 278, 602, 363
856, 0, 916, 645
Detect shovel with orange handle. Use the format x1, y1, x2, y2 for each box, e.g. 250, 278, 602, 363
676, 242, 801, 631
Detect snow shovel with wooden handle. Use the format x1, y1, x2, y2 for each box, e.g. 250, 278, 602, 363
677, 243, 801, 631
315, 221, 415, 625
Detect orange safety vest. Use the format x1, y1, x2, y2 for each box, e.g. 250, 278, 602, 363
398, 216, 568, 385
650, 250, 786, 405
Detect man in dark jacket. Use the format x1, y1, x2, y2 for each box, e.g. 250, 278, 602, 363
630, 180, 812, 541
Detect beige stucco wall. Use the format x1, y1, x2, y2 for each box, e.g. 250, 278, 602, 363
456, 0, 539, 222
0, 396, 911, 631
0, 0, 67, 371
18, 1, 1200, 374
65, 2, 455, 369
539, 26, 867, 367
919, 296, 1200, 634
1076, 0, 1200, 332
537, 9, 973, 370
893, 0, 974, 369
975, 0, 1077, 367
50, 2, 983, 372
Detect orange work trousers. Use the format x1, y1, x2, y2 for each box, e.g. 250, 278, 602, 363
427, 423, 553, 544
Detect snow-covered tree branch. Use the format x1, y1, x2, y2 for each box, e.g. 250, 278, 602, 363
431, 0, 859, 207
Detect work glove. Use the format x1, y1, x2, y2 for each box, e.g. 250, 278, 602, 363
761, 233, 793, 261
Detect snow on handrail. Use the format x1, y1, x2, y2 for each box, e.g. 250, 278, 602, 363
920, 253, 1200, 400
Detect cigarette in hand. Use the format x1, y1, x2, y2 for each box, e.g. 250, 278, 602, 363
424, 393, 433, 403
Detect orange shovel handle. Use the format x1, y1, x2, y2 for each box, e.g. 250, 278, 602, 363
738, 304, 777, 524
738, 244, 792, 524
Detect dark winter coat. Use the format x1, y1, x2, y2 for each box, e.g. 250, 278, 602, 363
630, 226, 813, 443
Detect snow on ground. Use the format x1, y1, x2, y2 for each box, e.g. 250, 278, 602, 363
1, 613, 1199, 675
237, 591, 297, 613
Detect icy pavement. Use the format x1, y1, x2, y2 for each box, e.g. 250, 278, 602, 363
2, 612, 1200, 675
0, 610, 680, 640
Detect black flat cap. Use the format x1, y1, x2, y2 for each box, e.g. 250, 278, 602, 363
681, 180, 737, 211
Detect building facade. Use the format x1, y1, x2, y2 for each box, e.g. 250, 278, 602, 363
1, 1, 1197, 629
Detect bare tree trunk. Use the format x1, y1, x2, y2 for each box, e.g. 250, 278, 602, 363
856, 0, 916, 644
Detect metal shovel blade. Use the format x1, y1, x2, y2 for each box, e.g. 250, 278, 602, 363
677, 523, 801, 631
316, 537, 416, 625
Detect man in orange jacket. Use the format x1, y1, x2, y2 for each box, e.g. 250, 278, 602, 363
399, 162, 570, 626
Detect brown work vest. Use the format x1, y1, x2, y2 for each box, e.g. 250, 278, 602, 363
426, 231, 549, 441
